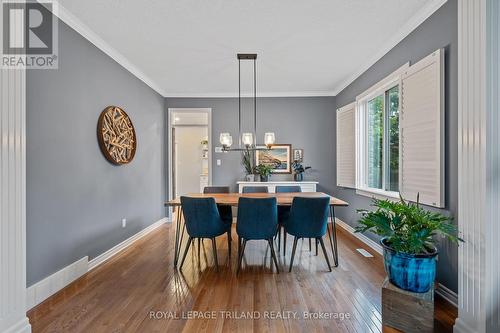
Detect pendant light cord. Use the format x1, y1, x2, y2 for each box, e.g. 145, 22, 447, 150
238, 58, 241, 147
254, 58, 257, 146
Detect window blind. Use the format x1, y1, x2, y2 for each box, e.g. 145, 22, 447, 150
336, 103, 356, 188
400, 49, 444, 207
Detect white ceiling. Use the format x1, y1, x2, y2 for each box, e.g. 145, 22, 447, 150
58, 0, 446, 97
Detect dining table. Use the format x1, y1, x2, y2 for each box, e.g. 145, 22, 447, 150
164, 192, 349, 268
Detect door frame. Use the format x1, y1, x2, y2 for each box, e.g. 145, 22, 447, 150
167, 108, 213, 219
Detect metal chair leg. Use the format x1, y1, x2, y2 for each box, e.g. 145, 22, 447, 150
277, 227, 281, 252
309, 238, 311, 251
179, 236, 193, 270
268, 239, 280, 273
237, 239, 247, 274
316, 239, 318, 256
197, 238, 201, 261
288, 237, 299, 272
211, 238, 219, 271
318, 237, 332, 272
227, 230, 232, 258
283, 230, 287, 256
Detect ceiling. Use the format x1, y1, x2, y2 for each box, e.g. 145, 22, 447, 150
58, 0, 446, 97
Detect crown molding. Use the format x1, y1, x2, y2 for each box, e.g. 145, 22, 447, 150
330, 0, 448, 96
164, 91, 335, 98
51, 0, 446, 99
51, 1, 166, 97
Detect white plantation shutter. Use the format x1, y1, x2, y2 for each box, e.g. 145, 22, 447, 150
400, 49, 444, 207
336, 103, 356, 188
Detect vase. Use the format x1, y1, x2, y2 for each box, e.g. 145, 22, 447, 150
260, 175, 269, 182
294, 173, 304, 181
245, 174, 255, 182
381, 238, 438, 293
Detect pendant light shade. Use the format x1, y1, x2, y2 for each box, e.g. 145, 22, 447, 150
219, 132, 233, 148
241, 133, 254, 147
264, 132, 275, 147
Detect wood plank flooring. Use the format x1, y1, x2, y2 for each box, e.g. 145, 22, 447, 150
27, 223, 456, 332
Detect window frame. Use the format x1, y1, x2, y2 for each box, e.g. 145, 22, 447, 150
355, 63, 409, 199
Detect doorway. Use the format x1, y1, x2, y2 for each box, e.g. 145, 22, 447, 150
168, 108, 212, 218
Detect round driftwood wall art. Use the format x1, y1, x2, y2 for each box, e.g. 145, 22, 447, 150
97, 106, 137, 165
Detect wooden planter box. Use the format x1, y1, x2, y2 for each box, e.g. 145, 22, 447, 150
382, 277, 434, 332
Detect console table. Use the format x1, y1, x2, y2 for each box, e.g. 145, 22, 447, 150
237, 181, 318, 193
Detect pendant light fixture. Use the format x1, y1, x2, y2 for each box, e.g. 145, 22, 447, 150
219, 53, 276, 151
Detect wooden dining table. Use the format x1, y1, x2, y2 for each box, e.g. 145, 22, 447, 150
164, 192, 349, 268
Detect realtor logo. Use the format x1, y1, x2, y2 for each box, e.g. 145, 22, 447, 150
1, 0, 58, 69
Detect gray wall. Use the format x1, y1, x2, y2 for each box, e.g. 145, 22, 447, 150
333, 0, 458, 292
26, 20, 166, 286
165, 97, 336, 194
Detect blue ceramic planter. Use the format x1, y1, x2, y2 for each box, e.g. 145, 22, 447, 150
381, 238, 438, 293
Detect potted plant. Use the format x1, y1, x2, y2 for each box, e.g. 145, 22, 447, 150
241, 150, 255, 181
355, 195, 463, 293
255, 163, 273, 182
291, 160, 311, 181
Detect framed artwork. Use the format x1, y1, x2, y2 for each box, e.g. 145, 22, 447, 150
255, 144, 292, 173
293, 149, 303, 162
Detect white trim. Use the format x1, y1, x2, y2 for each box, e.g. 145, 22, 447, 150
26, 257, 89, 310
355, 64, 408, 199
331, 0, 448, 95
335, 218, 383, 255
455, 1, 500, 332
0, 18, 31, 330
167, 108, 213, 218
336, 217, 458, 308
435, 283, 458, 308
51, 1, 446, 98
2, 318, 31, 333
51, 1, 166, 96
88, 218, 168, 270
26, 218, 167, 311
355, 188, 400, 201
163, 91, 335, 98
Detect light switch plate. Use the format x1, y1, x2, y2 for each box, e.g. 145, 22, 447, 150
216, 159, 222, 166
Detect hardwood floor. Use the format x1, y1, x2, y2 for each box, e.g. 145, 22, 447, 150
27, 223, 456, 332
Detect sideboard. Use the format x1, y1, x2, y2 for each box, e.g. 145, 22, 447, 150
237, 181, 318, 193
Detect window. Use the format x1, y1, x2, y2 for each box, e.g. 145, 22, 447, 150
356, 64, 408, 198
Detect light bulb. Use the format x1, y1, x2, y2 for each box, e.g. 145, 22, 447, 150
242, 133, 253, 147
264, 132, 275, 147
219, 133, 232, 148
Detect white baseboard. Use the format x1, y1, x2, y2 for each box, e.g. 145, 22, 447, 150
435, 283, 458, 307
26, 256, 89, 310
27, 218, 167, 310
334, 218, 383, 255
334, 217, 458, 308
88, 218, 168, 270
3, 317, 31, 333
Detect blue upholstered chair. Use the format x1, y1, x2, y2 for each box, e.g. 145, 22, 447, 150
275, 186, 302, 254
236, 197, 279, 273
179, 196, 232, 271
203, 186, 232, 224
242, 186, 269, 193
283, 196, 332, 272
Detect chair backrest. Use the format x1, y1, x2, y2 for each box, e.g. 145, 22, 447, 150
180, 196, 225, 238
203, 186, 230, 194
275, 186, 302, 193
236, 197, 277, 240
285, 197, 330, 238
242, 186, 269, 193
